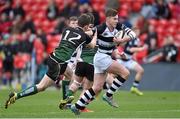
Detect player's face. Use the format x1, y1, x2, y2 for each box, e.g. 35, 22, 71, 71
88, 24, 94, 30
69, 20, 78, 28
108, 15, 118, 28
84, 24, 90, 31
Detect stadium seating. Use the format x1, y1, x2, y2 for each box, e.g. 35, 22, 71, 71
33, 38, 45, 64
14, 53, 31, 69
46, 35, 61, 54
8, 0, 180, 62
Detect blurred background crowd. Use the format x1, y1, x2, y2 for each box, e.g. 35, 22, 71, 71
0, 0, 180, 89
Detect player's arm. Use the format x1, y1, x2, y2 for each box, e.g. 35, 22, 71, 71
129, 45, 148, 53
112, 48, 127, 60
114, 23, 136, 44
86, 29, 97, 48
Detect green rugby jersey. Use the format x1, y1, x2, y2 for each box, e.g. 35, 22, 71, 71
81, 46, 98, 64
52, 27, 92, 63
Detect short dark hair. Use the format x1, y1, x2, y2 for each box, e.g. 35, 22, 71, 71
78, 14, 91, 28
69, 16, 78, 21
86, 13, 94, 25
105, 8, 118, 17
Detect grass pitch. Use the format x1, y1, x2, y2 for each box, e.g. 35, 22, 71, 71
0, 89, 180, 118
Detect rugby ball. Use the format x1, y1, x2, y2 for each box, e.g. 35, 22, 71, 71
115, 29, 126, 39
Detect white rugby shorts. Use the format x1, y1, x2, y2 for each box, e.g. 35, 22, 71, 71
117, 59, 138, 70
93, 52, 113, 73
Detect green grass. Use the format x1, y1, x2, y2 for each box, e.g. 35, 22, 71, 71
0, 89, 180, 118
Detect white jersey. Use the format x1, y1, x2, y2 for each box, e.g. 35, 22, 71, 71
94, 22, 135, 73
67, 46, 83, 71
96, 22, 135, 55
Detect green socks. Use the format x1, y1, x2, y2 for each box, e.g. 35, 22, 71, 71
66, 90, 74, 97
62, 80, 70, 99
16, 85, 38, 99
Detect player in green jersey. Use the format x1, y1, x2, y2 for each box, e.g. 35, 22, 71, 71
5, 14, 97, 109
59, 13, 97, 112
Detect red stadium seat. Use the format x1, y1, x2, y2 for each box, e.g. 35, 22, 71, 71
148, 19, 158, 27
92, 3, 101, 12
46, 35, 61, 53
119, 10, 128, 18
145, 0, 154, 4
34, 39, 45, 64
139, 33, 148, 44
135, 50, 147, 64
14, 54, 29, 69
158, 19, 168, 27
156, 26, 165, 36
174, 34, 180, 47
131, 2, 142, 12
157, 34, 164, 48
120, 3, 130, 12
169, 19, 178, 28
167, 26, 176, 36
99, 11, 106, 23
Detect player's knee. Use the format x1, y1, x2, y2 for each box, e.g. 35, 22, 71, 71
121, 69, 130, 79
83, 84, 92, 91
73, 80, 82, 87
138, 67, 144, 75
36, 84, 47, 92
92, 85, 102, 94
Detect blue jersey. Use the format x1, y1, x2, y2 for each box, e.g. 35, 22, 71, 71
124, 38, 140, 58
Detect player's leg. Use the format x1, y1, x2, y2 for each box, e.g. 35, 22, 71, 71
67, 62, 85, 97
5, 75, 54, 109
5, 57, 62, 109
70, 53, 111, 115
103, 60, 130, 107
79, 77, 94, 112
62, 65, 73, 99
71, 73, 106, 115
59, 74, 83, 109
105, 73, 115, 89
130, 61, 144, 96
81, 78, 93, 97
79, 64, 94, 112
59, 62, 85, 109
80, 63, 94, 97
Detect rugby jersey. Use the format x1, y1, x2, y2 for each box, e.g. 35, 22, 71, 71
124, 38, 140, 59
96, 22, 134, 55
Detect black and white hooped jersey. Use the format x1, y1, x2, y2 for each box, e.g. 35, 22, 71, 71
96, 22, 134, 55
124, 38, 140, 56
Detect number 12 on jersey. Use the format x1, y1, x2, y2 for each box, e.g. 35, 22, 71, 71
63, 30, 81, 45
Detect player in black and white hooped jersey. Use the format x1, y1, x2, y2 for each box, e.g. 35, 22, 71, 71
70, 8, 137, 115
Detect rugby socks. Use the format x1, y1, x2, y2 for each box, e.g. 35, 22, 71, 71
133, 80, 140, 88
75, 88, 95, 110
66, 89, 74, 97
16, 85, 38, 99
62, 80, 70, 99
106, 75, 126, 97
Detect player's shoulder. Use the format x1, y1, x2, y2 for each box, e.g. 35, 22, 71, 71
96, 22, 107, 33
116, 22, 124, 30
63, 27, 73, 31
65, 27, 86, 35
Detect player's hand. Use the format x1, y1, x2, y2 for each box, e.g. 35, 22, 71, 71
113, 37, 123, 44
140, 45, 148, 51
85, 30, 93, 36
94, 29, 97, 37
119, 52, 127, 59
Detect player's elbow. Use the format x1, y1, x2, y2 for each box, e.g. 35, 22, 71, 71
88, 42, 96, 48
128, 31, 136, 39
